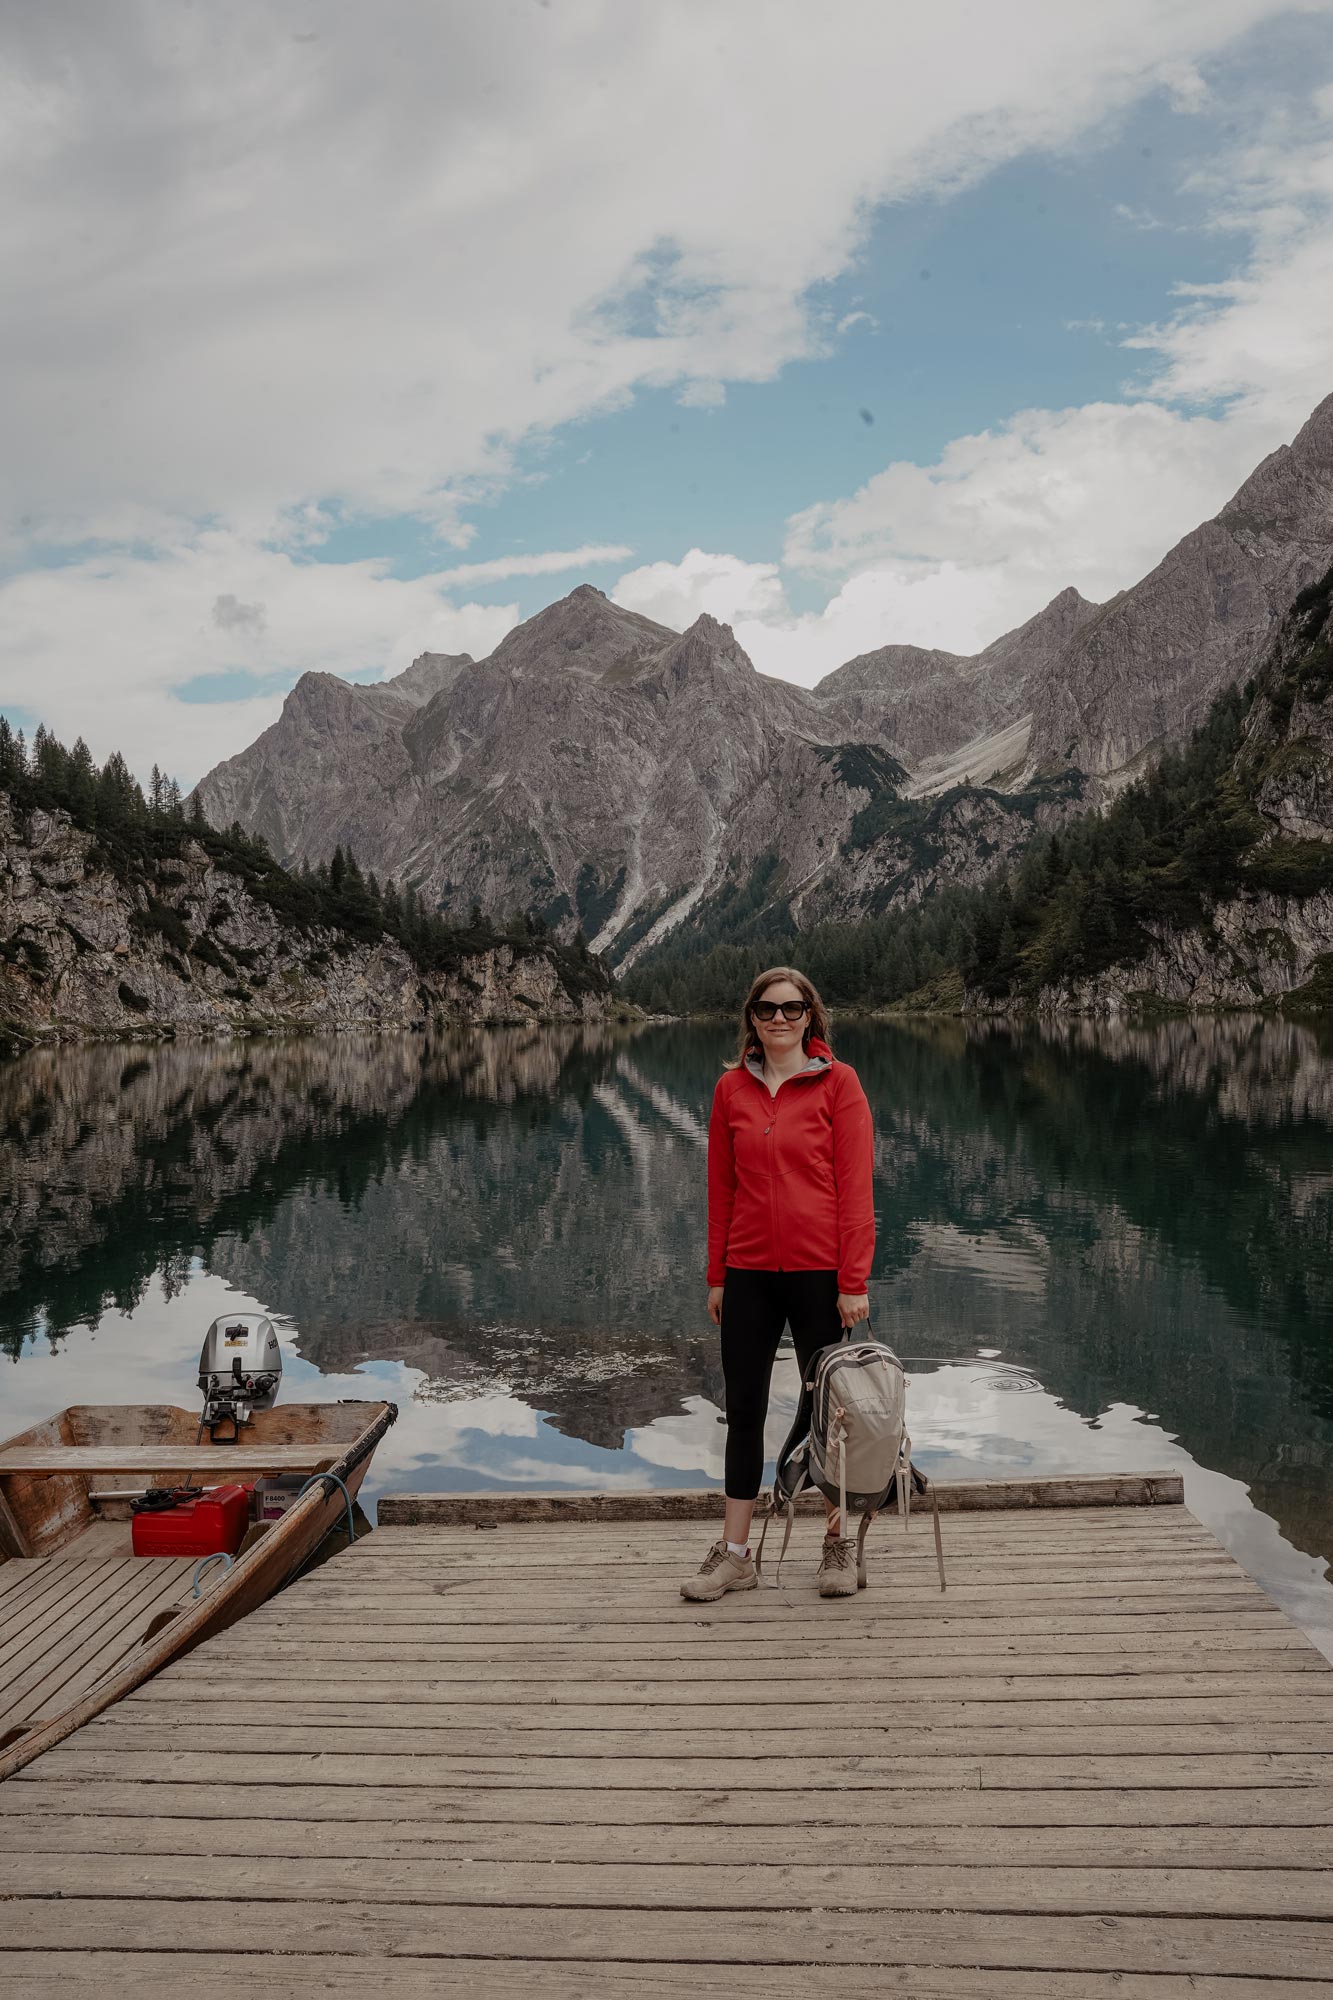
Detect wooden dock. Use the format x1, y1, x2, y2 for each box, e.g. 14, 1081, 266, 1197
2, 1476, 1333, 1996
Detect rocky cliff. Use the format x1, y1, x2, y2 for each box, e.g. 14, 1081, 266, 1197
1035, 572, 1333, 1014
201, 588, 926, 960
1026, 392, 1333, 781
816, 584, 1099, 774
0, 796, 612, 1049
198, 584, 1092, 964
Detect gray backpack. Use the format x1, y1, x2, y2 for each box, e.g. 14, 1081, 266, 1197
756, 1333, 946, 1589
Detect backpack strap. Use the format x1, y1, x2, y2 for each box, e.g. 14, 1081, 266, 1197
826, 1407, 847, 1541
754, 1493, 797, 1587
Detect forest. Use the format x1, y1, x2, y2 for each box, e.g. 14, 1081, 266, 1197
0, 718, 611, 996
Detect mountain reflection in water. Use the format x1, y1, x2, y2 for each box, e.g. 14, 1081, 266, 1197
2, 1016, 1332, 1650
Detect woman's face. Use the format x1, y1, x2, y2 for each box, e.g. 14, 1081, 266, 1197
750, 977, 809, 1060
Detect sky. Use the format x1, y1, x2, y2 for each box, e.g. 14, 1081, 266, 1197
2, 0, 1333, 784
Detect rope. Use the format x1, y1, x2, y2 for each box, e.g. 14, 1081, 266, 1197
297, 1470, 357, 1548
191, 1551, 233, 1599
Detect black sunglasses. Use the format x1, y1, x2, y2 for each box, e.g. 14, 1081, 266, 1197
750, 999, 810, 1023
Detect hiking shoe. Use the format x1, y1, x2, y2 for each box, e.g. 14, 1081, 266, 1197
680, 1540, 758, 1602
818, 1533, 859, 1598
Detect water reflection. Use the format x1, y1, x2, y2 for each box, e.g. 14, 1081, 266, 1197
2, 1015, 1331, 1649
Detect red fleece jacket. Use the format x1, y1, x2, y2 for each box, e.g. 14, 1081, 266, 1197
706, 1038, 875, 1293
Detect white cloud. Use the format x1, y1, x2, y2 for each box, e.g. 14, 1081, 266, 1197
614, 384, 1311, 689
613, 548, 786, 631
778, 398, 1278, 615
835, 309, 879, 335
1126, 128, 1333, 433
1, 0, 1294, 548
0, 534, 518, 781
2, 0, 1328, 755
1113, 202, 1170, 229
676, 378, 727, 409
437, 544, 635, 587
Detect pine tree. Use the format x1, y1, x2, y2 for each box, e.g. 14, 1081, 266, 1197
0, 716, 20, 793
67, 737, 97, 822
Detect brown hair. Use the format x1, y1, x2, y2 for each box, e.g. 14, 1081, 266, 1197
726, 965, 831, 1068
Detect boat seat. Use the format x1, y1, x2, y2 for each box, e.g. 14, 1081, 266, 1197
0, 1445, 338, 1476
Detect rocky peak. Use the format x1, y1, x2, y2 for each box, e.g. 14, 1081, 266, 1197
1219, 390, 1333, 541
817, 644, 968, 702
484, 584, 674, 683
644, 613, 754, 692
280, 671, 368, 730
972, 585, 1101, 684
383, 651, 473, 706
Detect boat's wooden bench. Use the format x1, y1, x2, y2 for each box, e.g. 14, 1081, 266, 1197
0, 1446, 338, 1477
3, 1474, 1333, 1997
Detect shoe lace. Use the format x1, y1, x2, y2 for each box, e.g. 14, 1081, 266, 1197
698, 1541, 728, 1574
823, 1537, 852, 1572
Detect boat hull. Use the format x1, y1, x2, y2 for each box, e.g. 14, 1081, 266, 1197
0, 1399, 396, 1780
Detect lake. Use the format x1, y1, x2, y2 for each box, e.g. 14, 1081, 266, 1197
4, 1016, 1332, 1652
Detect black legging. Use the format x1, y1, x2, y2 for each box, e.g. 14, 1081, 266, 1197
720, 1267, 842, 1500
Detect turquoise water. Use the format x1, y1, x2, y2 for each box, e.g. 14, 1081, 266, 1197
3, 1017, 1332, 1650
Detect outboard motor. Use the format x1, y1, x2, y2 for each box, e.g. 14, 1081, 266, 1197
198, 1314, 282, 1441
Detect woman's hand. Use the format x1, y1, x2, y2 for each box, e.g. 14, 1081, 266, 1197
707, 1286, 725, 1326
837, 1292, 870, 1330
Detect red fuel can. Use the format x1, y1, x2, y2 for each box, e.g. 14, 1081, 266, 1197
131, 1484, 251, 1559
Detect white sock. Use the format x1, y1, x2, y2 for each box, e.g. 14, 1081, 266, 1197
726, 1540, 749, 1558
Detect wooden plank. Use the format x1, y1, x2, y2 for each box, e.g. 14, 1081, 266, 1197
237, 1583, 1273, 1615
10, 1560, 194, 1725
0, 1558, 133, 1659
376, 1475, 1186, 1522
360, 1526, 1214, 1552
371, 1504, 1201, 1531
0, 1556, 175, 1684
146, 1668, 1333, 1704
85, 1718, 1333, 1757
0, 1446, 337, 1475
5, 1952, 1330, 2000
121, 1690, 1333, 1729
33, 1745, 1333, 1788
6, 1811, 1332, 1871
300, 1557, 1241, 1587
9, 1778, 1332, 1829
175, 1636, 1330, 1677
10, 1848, 1333, 1918
352, 1527, 1219, 1558
3, 1899, 1329, 1977
295, 1579, 1252, 1611
223, 1600, 1288, 1632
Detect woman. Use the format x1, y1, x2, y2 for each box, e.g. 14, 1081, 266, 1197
681, 966, 875, 1603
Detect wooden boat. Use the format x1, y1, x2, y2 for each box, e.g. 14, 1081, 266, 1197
0, 1397, 396, 1779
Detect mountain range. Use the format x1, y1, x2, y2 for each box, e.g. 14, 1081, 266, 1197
197, 392, 1333, 965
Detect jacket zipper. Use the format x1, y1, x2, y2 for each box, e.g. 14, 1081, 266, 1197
746, 1062, 828, 1278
